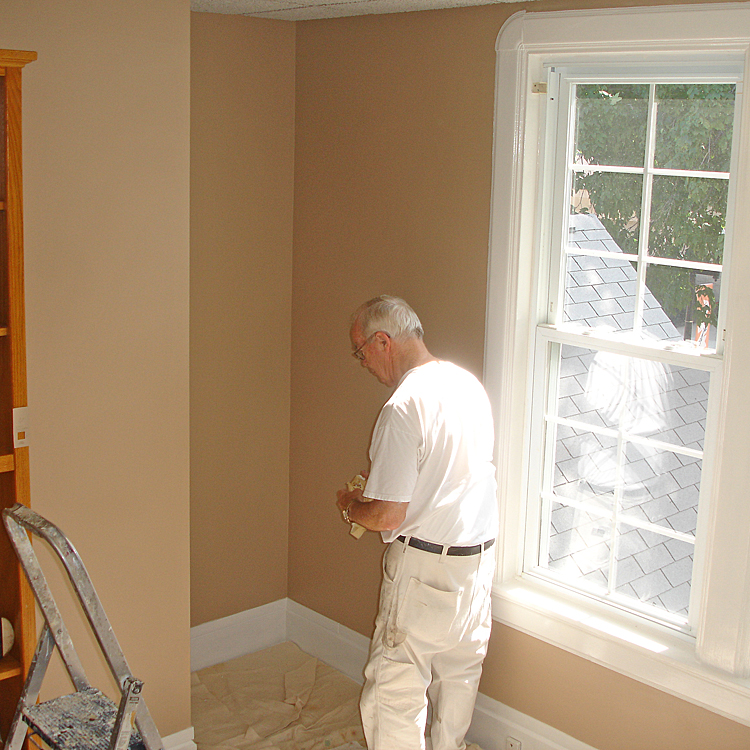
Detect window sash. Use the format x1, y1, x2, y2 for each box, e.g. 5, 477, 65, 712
525, 326, 722, 633
546, 66, 742, 350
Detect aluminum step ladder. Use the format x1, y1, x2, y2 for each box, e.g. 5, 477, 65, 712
2, 503, 164, 750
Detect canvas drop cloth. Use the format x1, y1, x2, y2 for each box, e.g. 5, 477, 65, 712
192, 641, 365, 750
192, 640, 486, 750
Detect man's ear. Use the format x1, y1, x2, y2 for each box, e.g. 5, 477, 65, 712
374, 331, 392, 351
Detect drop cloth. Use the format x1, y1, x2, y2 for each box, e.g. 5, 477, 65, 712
192, 640, 485, 750
192, 641, 365, 750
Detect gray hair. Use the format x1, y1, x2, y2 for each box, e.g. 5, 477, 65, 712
352, 295, 424, 340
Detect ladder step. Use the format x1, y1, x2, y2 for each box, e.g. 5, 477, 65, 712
22, 687, 145, 750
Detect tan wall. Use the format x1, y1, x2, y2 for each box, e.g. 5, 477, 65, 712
190, 13, 295, 627
7, 0, 745, 742
289, 3, 750, 749
1, 0, 191, 737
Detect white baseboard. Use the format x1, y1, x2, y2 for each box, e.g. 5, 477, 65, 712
163, 726, 197, 750
190, 598, 287, 671
470, 693, 597, 750
286, 599, 371, 685
191, 599, 599, 750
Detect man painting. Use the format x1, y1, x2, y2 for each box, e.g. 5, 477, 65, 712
336, 295, 498, 750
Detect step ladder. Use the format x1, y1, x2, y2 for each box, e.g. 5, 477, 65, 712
2, 503, 164, 750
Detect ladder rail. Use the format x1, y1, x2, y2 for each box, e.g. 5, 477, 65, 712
110, 677, 144, 750
2, 508, 89, 691
2, 503, 164, 750
3, 623, 55, 750
4, 503, 130, 684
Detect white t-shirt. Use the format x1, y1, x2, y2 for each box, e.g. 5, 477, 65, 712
364, 360, 499, 546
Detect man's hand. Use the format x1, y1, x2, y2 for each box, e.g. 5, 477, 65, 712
335, 484, 408, 532
336, 485, 364, 514
337, 473, 372, 538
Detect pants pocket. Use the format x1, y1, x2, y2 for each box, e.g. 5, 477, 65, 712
397, 576, 463, 647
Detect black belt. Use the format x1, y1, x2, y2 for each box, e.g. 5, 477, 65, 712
396, 536, 495, 556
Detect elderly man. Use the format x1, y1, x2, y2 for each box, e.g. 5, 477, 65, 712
336, 295, 498, 750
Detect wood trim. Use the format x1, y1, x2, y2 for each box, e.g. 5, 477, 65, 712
5, 66, 27, 411
2, 56, 34, 693
0, 658, 21, 682
0, 51, 37, 69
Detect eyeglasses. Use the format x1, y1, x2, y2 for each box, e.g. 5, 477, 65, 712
352, 331, 389, 361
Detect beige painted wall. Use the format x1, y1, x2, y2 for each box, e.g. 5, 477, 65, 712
1, 0, 191, 737
190, 13, 295, 627
288, 3, 750, 749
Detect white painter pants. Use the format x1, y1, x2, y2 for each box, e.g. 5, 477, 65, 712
360, 538, 495, 750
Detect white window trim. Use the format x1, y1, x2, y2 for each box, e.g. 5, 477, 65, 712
485, 2, 750, 725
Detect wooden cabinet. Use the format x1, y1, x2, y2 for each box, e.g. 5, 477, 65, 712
0, 49, 36, 739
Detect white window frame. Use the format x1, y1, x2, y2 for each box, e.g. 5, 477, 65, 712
484, 3, 750, 725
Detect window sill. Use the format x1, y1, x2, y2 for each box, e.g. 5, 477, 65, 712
491, 577, 750, 725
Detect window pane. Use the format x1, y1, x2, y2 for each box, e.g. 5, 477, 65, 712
616, 522, 694, 618
564, 253, 636, 331
556, 345, 710, 440
571, 172, 643, 255
561, 347, 668, 433
654, 84, 736, 173
546, 500, 611, 589
618, 442, 701, 523
575, 83, 649, 168
556, 345, 599, 427
644, 265, 721, 348
649, 175, 728, 265
553, 424, 617, 509
640, 364, 710, 449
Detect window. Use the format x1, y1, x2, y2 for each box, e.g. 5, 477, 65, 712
485, 4, 750, 725
527, 68, 739, 634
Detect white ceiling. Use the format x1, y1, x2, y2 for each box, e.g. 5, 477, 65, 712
190, 0, 516, 22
